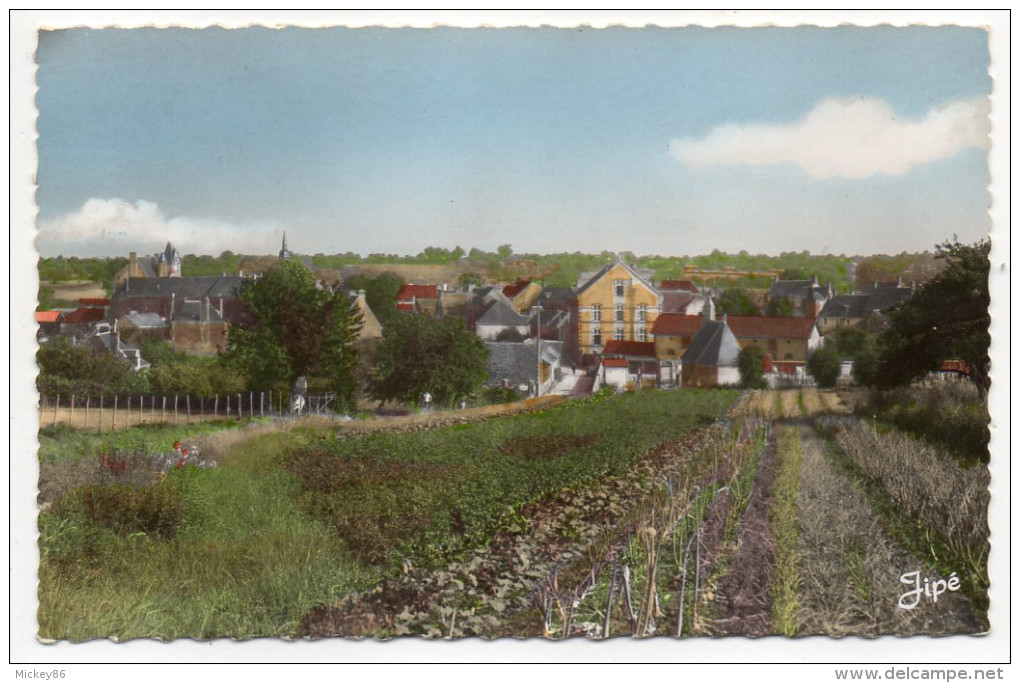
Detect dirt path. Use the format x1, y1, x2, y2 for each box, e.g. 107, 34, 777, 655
794, 425, 980, 636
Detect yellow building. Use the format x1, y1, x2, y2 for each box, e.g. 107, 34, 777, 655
576, 260, 662, 357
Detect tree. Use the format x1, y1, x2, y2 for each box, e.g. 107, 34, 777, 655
227, 259, 362, 410
876, 239, 990, 398
371, 314, 488, 408
343, 272, 404, 328
765, 297, 794, 317
716, 288, 758, 316
458, 272, 484, 289
806, 345, 841, 389
737, 346, 767, 389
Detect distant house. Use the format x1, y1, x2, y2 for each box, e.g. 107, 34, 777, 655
117, 311, 169, 341
171, 298, 228, 356
59, 306, 106, 339
817, 280, 915, 334
650, 313, 703, 361
475, 295, 531, 341
576, 259, 662, 357
84, 322, 148, 371
659, 279, 700, 293
484, 339, 563, 397
110, 275, 253, 327
395, 283, 439, 314
501, 279, 542, 314
661, 291, 707, 316
653, 303, 821, 379
600, 340, 659, 390
726, 314, 822, 374
114, 242, 182, 287
768, 275, 832, 317
681, 309, 742, 388
35, 310, 64, 339
349, 290, 383, 341
536, 286, 580, 365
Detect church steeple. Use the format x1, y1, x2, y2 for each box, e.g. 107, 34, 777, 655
279, 231, 292, 260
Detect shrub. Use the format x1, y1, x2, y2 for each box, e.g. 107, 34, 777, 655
53, 478, 182, 541
807, 345, 841, 388
737, 346, 766, 389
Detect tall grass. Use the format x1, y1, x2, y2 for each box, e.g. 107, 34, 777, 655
821, 416, 990, 621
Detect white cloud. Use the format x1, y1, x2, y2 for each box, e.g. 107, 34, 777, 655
36, 198, 282, 257
670, 96, 990, 180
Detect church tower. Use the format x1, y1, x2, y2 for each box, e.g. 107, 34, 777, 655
279, 232, 293, 260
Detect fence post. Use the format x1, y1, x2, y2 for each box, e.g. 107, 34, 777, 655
237, 394, 242, 419
214, 394, 219, 418
85, 396, 90, 431
268, 390, 272, 416
162, 396, 167, 423
126, 396, 131, 428
250, 391, 254, 418
70, 394, 75, 427
260, 391, 264, 417
53, 394, 59, 428
200, 396, 205, 421
113, 395, 118, 430
98, 394, 104, 434
226, 394, 230, 417
174, 395, 179, 424
187, 395, 192, 424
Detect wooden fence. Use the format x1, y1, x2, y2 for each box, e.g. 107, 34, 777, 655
38, 391, 337, 432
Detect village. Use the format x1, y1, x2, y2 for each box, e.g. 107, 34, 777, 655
35, 235, 945, 414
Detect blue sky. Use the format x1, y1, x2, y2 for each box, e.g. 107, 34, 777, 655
35, 25, 992, 258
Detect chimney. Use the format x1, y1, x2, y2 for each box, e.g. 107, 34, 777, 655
897, 275, 903, 287
170, 292, 176, 318
204, 296, 211, 322
219, 298, 224, 317
358, 289, 367, 301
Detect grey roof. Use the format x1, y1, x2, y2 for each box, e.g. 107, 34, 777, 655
484, 340, 563, 385
769, 278, 826, 300
116, 275, 248, 300
683, 320, 741, 367
818, 286, 913, 320
121, 311, 166, 328
135, 257, 158, 278
476, 298, 529, 327
173, 300, 226, 323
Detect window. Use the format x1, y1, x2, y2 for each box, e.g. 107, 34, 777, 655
637, 304, 647, 322
591, 305, 601, 322
592, 329, 602, 346
615, 304, 625, 322
637, 327, 647, 342
614, 326, 624, 341
613, 279, 628, 298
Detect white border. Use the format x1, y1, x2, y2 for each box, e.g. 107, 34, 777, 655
8, 10, 1011, 676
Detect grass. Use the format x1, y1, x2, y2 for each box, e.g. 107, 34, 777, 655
38, 419, 255, 463
770, 425, 802, 636
38, 389, 738, 640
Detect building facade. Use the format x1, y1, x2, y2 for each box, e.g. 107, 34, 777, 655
576, 260, 662, 358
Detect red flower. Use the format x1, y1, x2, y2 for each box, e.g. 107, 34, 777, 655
176, 459, 186, 469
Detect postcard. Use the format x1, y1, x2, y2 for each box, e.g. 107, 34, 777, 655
10, 9, 1010, 677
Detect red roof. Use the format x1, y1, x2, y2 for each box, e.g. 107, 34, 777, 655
660, 279, 699, 292
602, 340, 657, 358
651, 314, 702, 337
652, 313, 817, 341
396, 284, 438, 302
662, 291, 698, 313
77, 298, 110, 307
726, 315, 817, 340
61, 307, 105, 325
602, 358, 629, 368
939, 360, 971, 375
502, 279, 531, 298
36, 310, 63, 323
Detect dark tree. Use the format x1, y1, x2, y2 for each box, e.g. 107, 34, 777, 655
371, 314, 488, 408
716, 288, 758, 316
343, 272, 404, 327
806, 345, 841, 389
227, 259, 362, 409
737, 346, 767, 389
877, 239, 991, 398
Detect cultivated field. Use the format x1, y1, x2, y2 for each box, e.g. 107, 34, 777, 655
36, 385, 989, 640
